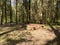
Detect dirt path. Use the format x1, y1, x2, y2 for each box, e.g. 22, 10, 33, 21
16, 28, 56, 45
0, 24, 56, 45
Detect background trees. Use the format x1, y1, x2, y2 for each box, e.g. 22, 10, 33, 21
0, 0, 60, 25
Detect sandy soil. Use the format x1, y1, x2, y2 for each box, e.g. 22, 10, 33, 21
0, 24, 56, 45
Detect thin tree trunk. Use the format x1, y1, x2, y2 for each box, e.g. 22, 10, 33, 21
55, 1, 58, 23
16, 0, 18, 24
1, 6, 3, 25
1, 0, 4, 25
28, 0, 31, 23
41, 0, 44, 24
10, 0, 13, 24
5, 0, 7, 24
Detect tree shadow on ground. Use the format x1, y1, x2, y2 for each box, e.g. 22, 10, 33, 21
0, 23, 27, 28
4, 38, 32, 45
0, 23, 27, 37
45, 21, 60, 45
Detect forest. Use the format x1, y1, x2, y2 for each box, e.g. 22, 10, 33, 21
0, 0, 60, 45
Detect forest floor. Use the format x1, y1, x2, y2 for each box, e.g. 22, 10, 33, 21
0, 24, 60, 45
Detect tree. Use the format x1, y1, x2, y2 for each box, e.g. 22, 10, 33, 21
5, 0, 7, 24
55, 0, 59, 24
10, 0, 13, 24
1, 0, 5, 24
23, 0, 31, 24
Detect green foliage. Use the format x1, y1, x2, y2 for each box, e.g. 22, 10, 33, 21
0, 0, 60, 25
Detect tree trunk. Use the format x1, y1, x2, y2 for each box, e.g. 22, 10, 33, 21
23, 0, 31, 24
9, 0, 13, 24
1, 6, 3, 25
5, 0, 7, 24
16, 0, 18, 24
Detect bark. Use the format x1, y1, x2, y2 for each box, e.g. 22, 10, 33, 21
10, 0, 13, 24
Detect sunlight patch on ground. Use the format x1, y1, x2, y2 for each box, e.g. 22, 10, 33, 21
0, 24, 59, 45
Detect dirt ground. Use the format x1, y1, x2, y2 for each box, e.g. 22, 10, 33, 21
0, 24, 57, 45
